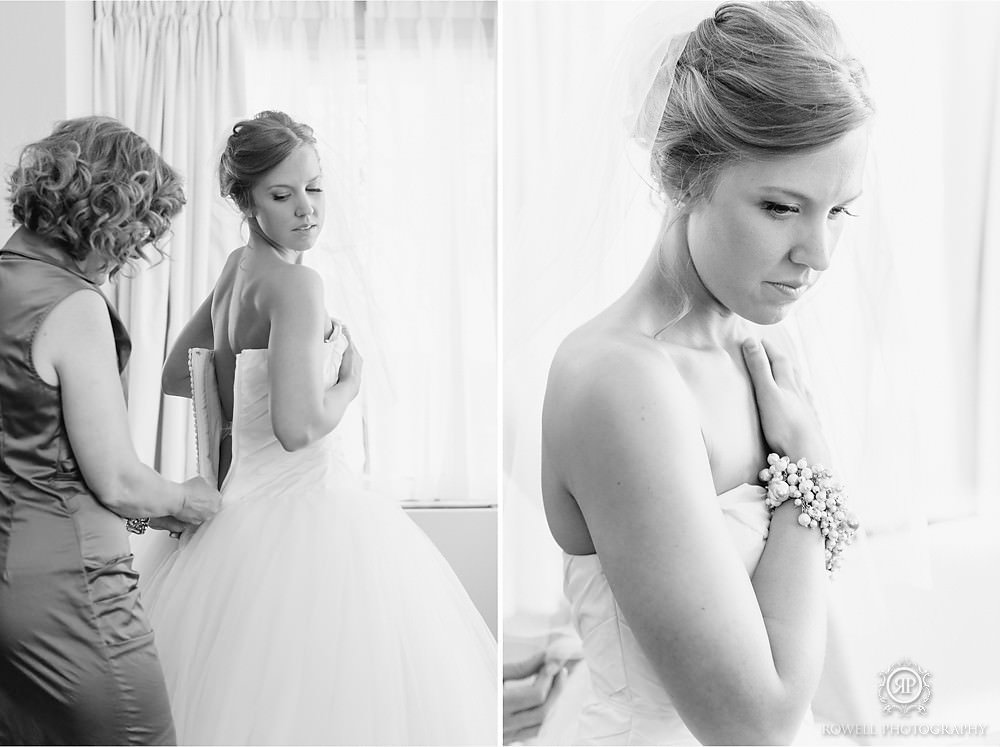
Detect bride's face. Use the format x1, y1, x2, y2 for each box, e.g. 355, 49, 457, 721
684, 126, 868, 325
250, 145, 325, 251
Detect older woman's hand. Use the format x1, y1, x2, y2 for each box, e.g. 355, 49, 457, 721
502, 652, 566, 744
174, 476, 222, 525
148, 516, 197, 537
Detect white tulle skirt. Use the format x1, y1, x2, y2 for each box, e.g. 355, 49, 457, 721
139, 468, 497, 746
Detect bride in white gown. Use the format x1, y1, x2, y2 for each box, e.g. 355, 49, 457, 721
540, 3, 873, 745
143, 110, 496, 745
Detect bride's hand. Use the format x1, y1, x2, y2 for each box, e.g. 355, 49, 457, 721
742, 338, 831, 466
337, 326, 364, 398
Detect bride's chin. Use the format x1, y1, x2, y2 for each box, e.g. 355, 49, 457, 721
740, 303, 794, 326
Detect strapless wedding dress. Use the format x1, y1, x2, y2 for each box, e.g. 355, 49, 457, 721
564, 484, 815, 745
140, 332, 496, 745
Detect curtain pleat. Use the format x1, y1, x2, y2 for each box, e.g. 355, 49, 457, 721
975, 24, 1000, 514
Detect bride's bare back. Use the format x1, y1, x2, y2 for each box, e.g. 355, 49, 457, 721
209, 246, 334, 484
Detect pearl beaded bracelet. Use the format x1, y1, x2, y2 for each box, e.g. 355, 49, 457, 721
758, 453, 859, 574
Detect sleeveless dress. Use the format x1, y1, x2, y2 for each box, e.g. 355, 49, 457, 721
0, 244, 175, 745
140, 334, 497, 745
564, 483, 814, 745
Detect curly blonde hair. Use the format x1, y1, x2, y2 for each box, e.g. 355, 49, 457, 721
7, 116, 185, 278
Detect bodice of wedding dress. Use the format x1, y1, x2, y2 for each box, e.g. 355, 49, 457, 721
563, 483, 815, 745
188, 330, 351, 504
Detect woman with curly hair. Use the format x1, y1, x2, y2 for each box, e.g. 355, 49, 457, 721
0, 116, 220, 745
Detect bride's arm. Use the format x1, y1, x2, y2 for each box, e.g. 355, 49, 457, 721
265, 264, 361, 451
162, 290, 214, 398
550, 340, 828, 745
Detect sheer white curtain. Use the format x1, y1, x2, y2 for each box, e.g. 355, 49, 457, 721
94, 0, 496, 505
94, 1, 247, 482
502, 1, 1000, 621
827, 1, 1000, 523
362, 1, 496, 504
979, 70, 1000, 517
950, 4, 1000, 517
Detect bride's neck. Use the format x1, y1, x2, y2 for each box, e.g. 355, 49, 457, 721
623, 234, 742, 350
246, 233, 300, 265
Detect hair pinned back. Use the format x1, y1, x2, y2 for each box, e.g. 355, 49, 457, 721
652, 0, 873, 205
219, 111, 317, 213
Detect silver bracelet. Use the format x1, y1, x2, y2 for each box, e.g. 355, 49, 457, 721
125, 517, 150, 535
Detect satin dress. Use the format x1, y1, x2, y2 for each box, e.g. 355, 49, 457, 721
0, 243, 174, 745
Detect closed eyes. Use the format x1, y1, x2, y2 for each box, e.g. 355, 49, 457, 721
271, 187, 323, 202
761, 201, 859, 219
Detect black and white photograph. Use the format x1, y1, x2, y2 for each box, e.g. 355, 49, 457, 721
3, 0, 1000, 745
0, 1, 496, 744
502, 2, 1000, 745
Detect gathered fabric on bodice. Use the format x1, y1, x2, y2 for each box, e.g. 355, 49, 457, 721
565, 484, 815, 745
190, 331, 351, 502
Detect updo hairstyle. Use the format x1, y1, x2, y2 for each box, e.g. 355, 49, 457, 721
7, 116, 185, 277
653, 0, 873, 206
219, 111, 316, 214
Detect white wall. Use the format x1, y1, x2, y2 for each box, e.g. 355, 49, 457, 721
0, 0, 93, 245
406, 506, 498, 638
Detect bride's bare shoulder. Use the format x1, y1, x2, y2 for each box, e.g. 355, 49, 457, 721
545, 320, 695, 433
549, 321, 683, 394
250, 259, 324, 313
